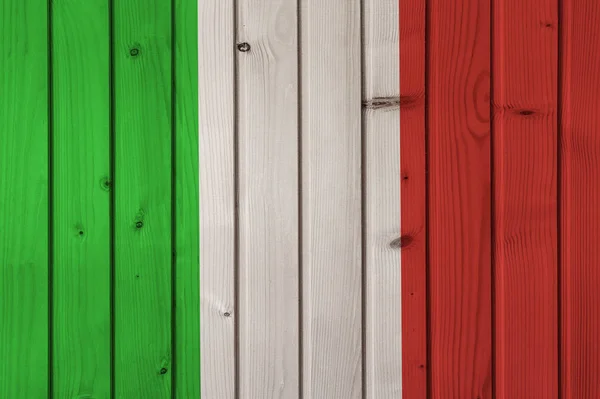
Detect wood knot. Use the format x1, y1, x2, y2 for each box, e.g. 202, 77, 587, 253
135, 221, 143, 229
517, 109, 535, 116
159, 368, 168, 375
100, 177, 111, 191
390, 235, 412, 249
363, 96, 401, 111
237, 42, 251, 52
129, 47, 140, 57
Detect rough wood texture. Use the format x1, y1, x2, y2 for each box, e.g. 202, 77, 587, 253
399, 0, 427, 396
363, 0, 401, 397
493, 0, 558, 397
0, 2, 49, 397
199, 0, 236, 397
428, 0, 492, 397
114, 1, 173, 396
236, 0, 300, 396
51, 0, 111, 397
300, 0, 363, 397
561, 1, 600, 397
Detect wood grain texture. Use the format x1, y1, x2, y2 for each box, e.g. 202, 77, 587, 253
493, 0, 558, 397
174, 0, 200, 396
198, 0, 236, 397
51, 0, 111, 396
300, 0, 362, 397
0, 2, 49, 397
113, 1, 173, 396
561, 1, 600, 397
237, 0, 300, 396
363, 0, 401, 397
399, 0, 426, 396
428, 0, 492, 397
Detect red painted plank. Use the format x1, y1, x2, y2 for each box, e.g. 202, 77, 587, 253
400, 0, 426, 396
561, 1, 600, 397
492, 0, 559, 397
428, 0, 492, 397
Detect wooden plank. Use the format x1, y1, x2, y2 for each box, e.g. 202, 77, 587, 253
561, 1, 600, 397
428, 0, 492, 397
113, 1, 173, 396
363, 0, 401, 396
198, 0, 236, 397
300, 0, 362, 396
51, 0, 111, 396
399, 0, 427, 395
493, 0, 558, 397
174, 0, 199, 397
236, 0, 300, 397
0, 2, 49, 397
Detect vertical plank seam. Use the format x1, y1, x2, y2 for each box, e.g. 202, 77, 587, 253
170, 0, 177, 396
109, 0, 116, 394
233, 0, 241, 395
296, 0, 304, 395
489, 0, 497, 395
359, 0, 367, 397
557, 0, 563, 396
424, 0, 431, 396
47, 0, 55, 396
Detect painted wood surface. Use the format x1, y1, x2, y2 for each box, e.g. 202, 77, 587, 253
174, 0, 200, 396
237, 0, 300, 396
0, 2, 49, 397
363, 0, 401, 397
399, 0, 427, 395
0, 0, 198, 397
300, 0, 363, 397
199, 0, 400, 396
561, 1, 600, 397
198, 0, 236, 397
402, 0, 600, 397
113, 0, 173, 396
493, 0, 558, 397
429, 0, 492, 397
52, 0, 111, 396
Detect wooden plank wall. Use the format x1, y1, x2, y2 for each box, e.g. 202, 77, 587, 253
0, 1, 199, 397
401, 0, 600, 398
199, 0, 401, 397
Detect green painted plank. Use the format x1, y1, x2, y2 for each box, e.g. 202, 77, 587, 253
51, 0, 111, 397
175, 0, 199, 396
114, 1, 173, 397
0, 1, 49, 397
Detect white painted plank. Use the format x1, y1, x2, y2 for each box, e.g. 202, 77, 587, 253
199, 1, 236, 397
300, 0, 363, 397
236, 0, 300, 397
363, 1, 401, 398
